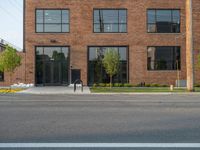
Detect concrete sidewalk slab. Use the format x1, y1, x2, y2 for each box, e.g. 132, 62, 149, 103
18, 86, 91, 95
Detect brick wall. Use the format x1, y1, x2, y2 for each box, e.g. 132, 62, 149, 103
0, 52, 26, 86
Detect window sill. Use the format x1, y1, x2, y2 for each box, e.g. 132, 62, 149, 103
93, 32, 128, 34
35, 32, 70, 34
147, 70, 181, 72
147, 33, 181, 35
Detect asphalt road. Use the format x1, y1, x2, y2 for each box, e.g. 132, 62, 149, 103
0, 94, 200, 149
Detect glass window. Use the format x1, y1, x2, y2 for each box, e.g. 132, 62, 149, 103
88, 47, 128, 85
35, 46, 70, 85
44, 10, 61, 23
147, 10, 156, 24
36, 9, 69, 33
147, 9, 180, 33
93, 9, 127, 33
147, 46, 181, 70
0, 72, 4, 81
36, 10, 43, 23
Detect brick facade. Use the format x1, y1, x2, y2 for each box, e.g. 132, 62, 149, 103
1, 0, 200, 86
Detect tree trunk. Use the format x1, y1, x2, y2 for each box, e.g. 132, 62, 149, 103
110, 75, 112, 88
186, 0, 194, 91
9, 72, 12, 91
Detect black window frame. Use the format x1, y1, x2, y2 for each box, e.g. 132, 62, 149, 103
147, 46, 181, 71
93, 9, 128, 33
35, 46, 70, 86
87, 46, 129, 85
147, 9, 181, 33
35, 9, 70, 33
0, 71, 4, 82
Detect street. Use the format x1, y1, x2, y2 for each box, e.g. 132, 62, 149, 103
0, 94, 200, 149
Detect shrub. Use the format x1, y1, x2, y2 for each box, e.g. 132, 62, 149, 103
93, 83, 98, 87
145, 84, 151, 87
162, 84, 169, 87
150, 84, 161, 87
114, 83, 120, 87
106, 83, 111, 87
195, 84, 200, 87
118, 83, 123, 87
99, 83, 106, 87
124, 83, 133, 87
136, 84, 142, 87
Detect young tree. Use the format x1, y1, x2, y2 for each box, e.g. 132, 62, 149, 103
0, 45, 22, 89
102, 49, 120, 88
197, 54, 200, 69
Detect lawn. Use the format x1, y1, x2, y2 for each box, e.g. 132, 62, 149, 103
0, 88, 24, 93
90, 87, 200, 93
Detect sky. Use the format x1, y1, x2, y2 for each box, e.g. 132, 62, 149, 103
0, 0, 23, 50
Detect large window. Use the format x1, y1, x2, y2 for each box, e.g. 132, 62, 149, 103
147, 9, 180, 33
147, 46, 181, 70
0, 72, 4, 81
88, 46, 128, 85
94, 9, 127, 33
36, 46, 70, 85
36, 9, 69, 33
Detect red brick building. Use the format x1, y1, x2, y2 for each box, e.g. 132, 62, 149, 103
1, 0, 200, 86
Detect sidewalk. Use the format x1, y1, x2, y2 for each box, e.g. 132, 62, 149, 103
18, 86, 91, 95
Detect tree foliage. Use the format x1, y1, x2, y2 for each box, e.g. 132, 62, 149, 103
0, 45, 21, 73
0, 45, 22, 89
102, 49, 120, 88
197, 53, 200, 69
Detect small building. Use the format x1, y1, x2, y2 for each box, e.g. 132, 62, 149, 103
0, 38, 25, 86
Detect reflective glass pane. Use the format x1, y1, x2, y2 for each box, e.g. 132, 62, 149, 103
119, 24, 127, 32
36, 10, 43, 23
36, 47, 43, 60
94, 24, 100, 32
88, 47, 128, 85
104, 24, 118, 32
44, 10, 61, 23
62, 47, 69, 60
62, 10, 69, 23
62, 24, 69, 32
119, 47, 127, 60
94, 10, 101, 23
36, 61, 43, 84
147, 47, 181, 70
156, 10, 172, 22
172, 10, 180, 24
148, 24, 156, 32
36, 24, 43, 32
44, 24, 61, 32
102, 10, 118, 23
43, 47, 61, 60
0, 72, 4, 81
148, 10, 156, 24
89, 47, 98, 60
119, 10, 127, 23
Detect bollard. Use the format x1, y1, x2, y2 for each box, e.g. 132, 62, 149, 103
170, 85, 174, 91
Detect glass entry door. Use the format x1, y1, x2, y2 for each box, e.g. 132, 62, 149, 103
36, 47, 69, 86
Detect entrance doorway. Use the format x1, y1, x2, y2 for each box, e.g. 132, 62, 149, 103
36, 46, 70, 86
71, 69, 81, 84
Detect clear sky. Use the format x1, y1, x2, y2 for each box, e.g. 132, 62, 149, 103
0, 0, 23, 50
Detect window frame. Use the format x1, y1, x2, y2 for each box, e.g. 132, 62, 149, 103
147, 46, 181, 71
87, 46, 129, 85
0, 71, 4, 82
35, 46, 71, 85
147, 9, 181, 33
93, 8, 128, 33
35, 9, 70, 33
